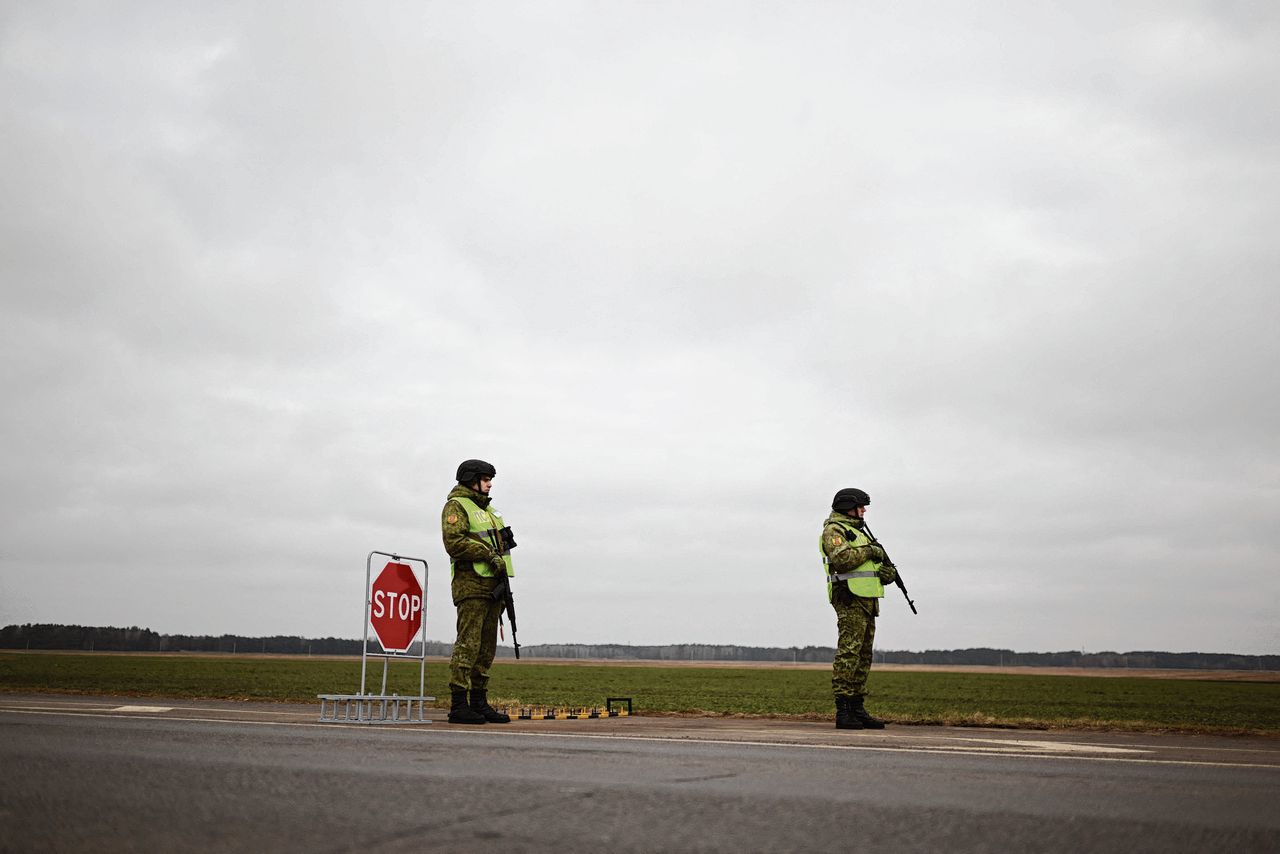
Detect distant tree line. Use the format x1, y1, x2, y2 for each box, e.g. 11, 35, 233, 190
868, 647, 1279, 671
0, 624, 450, 657
2, 625, 1275, 671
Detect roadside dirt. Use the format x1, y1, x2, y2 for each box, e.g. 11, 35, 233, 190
505, 658, 1280, 682
10, 650, 1276, 682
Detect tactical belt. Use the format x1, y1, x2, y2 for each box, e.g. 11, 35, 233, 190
822, 554, 878, 582
828, 570, 879, 581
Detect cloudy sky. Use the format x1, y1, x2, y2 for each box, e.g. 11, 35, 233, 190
2, 2, 1277, 656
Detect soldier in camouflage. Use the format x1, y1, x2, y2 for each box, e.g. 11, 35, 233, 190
441, 459, 513, 725
821, 487, 898, 729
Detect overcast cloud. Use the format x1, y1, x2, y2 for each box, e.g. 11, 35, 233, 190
2, 1, 1277, 655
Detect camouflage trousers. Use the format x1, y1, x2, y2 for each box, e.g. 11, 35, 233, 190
831, 596, 877, 698
448, 569, 505, 692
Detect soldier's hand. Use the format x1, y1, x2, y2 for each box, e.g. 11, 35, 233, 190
869, 545, 888, 563
877, 564, 897, 584
488, 553, 506, 574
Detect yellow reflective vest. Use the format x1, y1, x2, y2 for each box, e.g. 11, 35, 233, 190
452, 496, 515, 579
821, 517, 884, 602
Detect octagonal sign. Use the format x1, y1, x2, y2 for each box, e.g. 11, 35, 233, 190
369, 562, 423, 652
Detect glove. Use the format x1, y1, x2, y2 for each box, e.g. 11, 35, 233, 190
488, 553, 507, 574
877, 564, 898, 585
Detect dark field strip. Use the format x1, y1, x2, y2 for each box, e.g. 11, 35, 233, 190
2, 652, 1277, 734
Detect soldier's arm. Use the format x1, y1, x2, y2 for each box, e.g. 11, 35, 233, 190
442, 500, 499, 563
823, 526, 883, 571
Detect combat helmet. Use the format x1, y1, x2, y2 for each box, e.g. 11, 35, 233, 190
456, 459, 496, 484
831, 488, 870, 511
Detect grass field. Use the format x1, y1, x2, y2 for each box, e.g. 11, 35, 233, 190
2, 651, 1278, 735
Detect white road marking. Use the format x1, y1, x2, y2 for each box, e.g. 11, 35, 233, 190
945, 738, 1146, 754
111, 705, 174, 713
2, 705, 1278, 770
0, 700, 312, 718
0, 701, 1270, 751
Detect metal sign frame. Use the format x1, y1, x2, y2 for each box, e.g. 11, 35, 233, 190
317, 550, 434, 724
360, 550, 430, 698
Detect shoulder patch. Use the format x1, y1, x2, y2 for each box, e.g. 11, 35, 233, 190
829, 535, 843, 546
446, 514, 459, 524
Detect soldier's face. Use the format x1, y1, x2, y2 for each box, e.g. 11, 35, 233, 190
478, 477, 493, 495
851, 506, 866, 518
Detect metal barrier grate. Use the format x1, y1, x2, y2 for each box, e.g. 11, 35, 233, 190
317, 694, 436, 724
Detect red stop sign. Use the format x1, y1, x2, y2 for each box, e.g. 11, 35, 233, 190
369, 562, 423, 652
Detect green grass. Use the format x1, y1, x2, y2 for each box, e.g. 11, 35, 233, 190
2, 652, 1277, 735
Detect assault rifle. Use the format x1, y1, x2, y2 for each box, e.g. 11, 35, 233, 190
490, 572, 520, 658
862, 523, 918, 615
490, 525, 520, 658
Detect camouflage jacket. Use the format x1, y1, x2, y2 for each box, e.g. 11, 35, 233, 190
821, 511, 885, 574
441, 484, 503, 569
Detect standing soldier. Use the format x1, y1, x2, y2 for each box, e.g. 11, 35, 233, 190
441, 459, 515, 725
821, 487, 898, 729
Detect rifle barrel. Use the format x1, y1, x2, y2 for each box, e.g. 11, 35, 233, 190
864, 523, 918, 616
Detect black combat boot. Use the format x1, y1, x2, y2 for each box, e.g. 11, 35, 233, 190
850, 696, 886, 729
469, 689, 511, 724
835, 696, 863, 730
447, 689, 487, 724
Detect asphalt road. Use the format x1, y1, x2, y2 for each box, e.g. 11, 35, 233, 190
1, 694, 1277, 853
